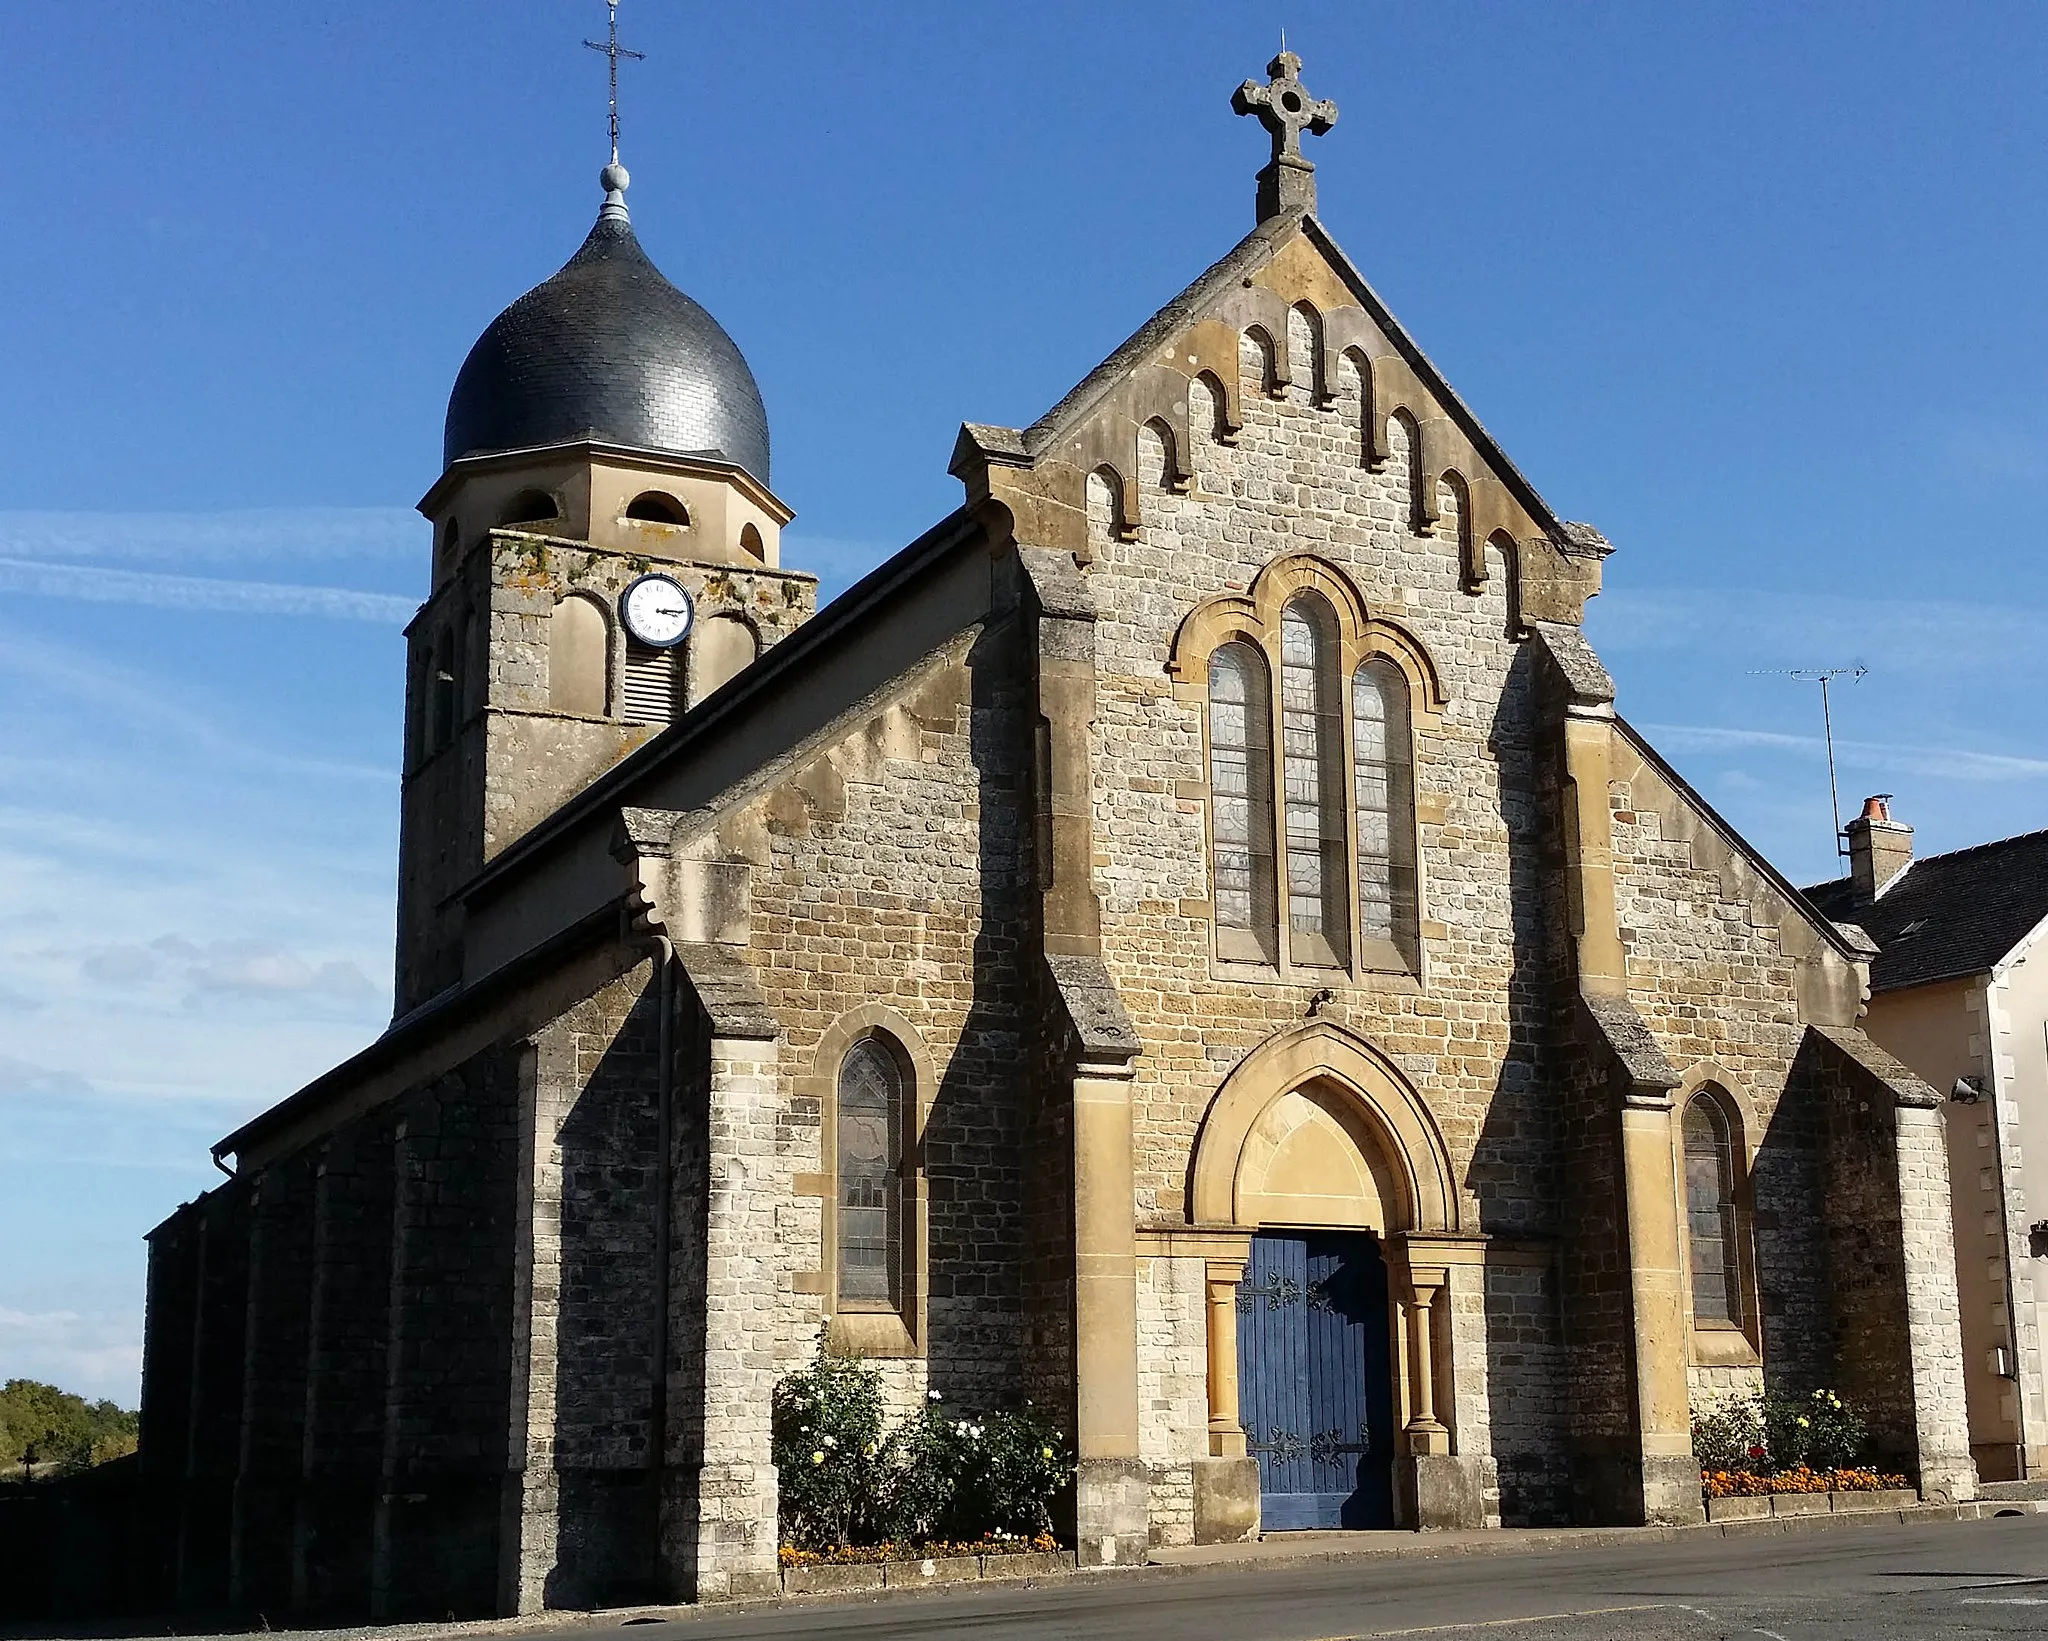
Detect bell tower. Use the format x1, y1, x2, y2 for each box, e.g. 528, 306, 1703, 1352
394, 158, 814, 1013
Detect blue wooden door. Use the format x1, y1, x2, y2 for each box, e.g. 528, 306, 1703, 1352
1236, 1231, 1395, 1529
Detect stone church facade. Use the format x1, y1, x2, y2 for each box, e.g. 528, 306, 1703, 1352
139, 54, 1974, 1620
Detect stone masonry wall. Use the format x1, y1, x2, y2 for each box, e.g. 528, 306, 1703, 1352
375, 1061, 520, 1620
1135, 1255, 1208, 1546
299, 1110, 397, 1613
1088, 363, 1551, 1249
1610, 770, 1834, 1403
702, 622, 1034, 1422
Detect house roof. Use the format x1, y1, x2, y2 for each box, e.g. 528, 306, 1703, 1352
1802, 828, 2048, 991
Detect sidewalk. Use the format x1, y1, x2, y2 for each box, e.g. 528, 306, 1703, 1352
1147, 1495, 2046, 1572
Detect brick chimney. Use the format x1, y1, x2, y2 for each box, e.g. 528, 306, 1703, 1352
1846, 794, 1913, 899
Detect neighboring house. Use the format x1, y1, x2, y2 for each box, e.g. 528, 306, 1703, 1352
130, 54, 1977, 1622
1806, 801, 2048, 1482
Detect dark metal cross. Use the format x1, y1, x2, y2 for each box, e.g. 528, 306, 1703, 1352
584, 1, 645, 165
1232, 50, 1339, 166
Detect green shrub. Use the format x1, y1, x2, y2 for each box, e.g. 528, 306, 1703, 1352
1690, 1388, 1870, 1475
769, 1346, 889, 1548
770, 1339, 1073, 1550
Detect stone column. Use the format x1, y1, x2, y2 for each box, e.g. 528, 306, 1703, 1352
1618, 1091, 1702, 1524
1072, 1054, 1148, 1566
685, 1033, 785, 1600
1389, 1248, 1484, 1529
1402, 1271, 1449, 1455
1193, 1258, 1259, 1546
1204, 1261, 1247, 1459
1893, 1102, 1977, 1502
1535, 623, 1700, 1527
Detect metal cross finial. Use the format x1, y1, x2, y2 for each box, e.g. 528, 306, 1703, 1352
585, 1, 645, 166
1233, 50, 1338, 168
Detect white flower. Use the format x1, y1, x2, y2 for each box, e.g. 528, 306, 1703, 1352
811, 1450, 825, 1465
928, 1390, 943, 1402
823, 1434, 837, 1447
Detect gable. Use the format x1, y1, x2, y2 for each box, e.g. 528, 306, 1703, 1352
951, 209, 1607, 627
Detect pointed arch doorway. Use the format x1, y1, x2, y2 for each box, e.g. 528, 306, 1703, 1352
1190, 1024, 1465, 1532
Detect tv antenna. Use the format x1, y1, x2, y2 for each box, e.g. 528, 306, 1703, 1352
1751, 664, 1867, 870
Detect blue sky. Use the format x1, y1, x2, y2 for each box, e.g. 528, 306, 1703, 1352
2, 2, 2044, 1403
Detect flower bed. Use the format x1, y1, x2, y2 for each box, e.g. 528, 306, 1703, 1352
1703, 1465, 1909, 1498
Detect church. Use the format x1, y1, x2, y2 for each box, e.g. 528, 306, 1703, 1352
136, 50, 1977, 1619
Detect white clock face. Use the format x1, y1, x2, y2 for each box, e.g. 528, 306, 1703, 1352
620, 574, 693, 648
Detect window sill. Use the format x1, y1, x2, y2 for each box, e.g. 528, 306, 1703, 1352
1689, 1325, 1761, 1368
827, 1309, 921, 1359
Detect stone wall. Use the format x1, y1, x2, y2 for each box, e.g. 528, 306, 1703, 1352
299, 1111, 397, 1613
1135, 1255, 1208, 1546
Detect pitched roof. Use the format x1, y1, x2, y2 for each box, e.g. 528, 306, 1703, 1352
1801, 828, 2048, 991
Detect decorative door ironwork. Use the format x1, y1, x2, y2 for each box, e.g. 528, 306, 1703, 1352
1235, 1231, 1395, 1529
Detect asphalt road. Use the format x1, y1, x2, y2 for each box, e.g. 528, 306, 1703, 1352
571, 1515, 2048, 1640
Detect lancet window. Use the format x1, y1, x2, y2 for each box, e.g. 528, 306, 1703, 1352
1682, 1094, 1743, 1326
836, 1034, 907, 1312
1198, 575, 1424, 974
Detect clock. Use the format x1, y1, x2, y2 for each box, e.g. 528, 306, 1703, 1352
619, 573, 694, 649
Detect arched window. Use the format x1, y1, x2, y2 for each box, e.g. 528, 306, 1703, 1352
499, 489, 556, 526
739, 522, 765, 560
624, 490, 688, 525
549, 594, 609, 717
1353, 657, 1418, 962
1683, 1096, 1742, 1325
1280, 596, 1348, 966
1208, 640, 1277, 963
836, 1035, 907, 1311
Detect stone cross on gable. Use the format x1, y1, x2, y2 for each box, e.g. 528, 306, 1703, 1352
1232, 50, 1339, 224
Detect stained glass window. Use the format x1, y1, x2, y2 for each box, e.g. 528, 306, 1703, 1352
1352, 658, 1418, 958
1683, 1097, 1741, 1325
1209, 641, 1278, 960
1280, 598, 1348, 966
837, 1036, 905, 1309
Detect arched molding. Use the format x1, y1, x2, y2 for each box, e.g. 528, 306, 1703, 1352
1167, 554, 1446, 728
1676, 1060, 1760, 1165
1242, 324, 1281, 399
1189, 1021, 1460, 1234
1438, 469, 1477, 584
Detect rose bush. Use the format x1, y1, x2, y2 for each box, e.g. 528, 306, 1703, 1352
771, 1338, 1074, 1552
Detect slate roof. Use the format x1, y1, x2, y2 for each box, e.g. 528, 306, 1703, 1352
443, 204, 770, 483
1802, 829, 2048, 992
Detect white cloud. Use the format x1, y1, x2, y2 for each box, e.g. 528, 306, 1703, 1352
1637, 721, 2048, 784
1589, 587, 2046, 676
0, 1055, 94, 1099
0, 506, 420, 566
0, 556, 416, 622
0, 629, 393, 784
0, 1305, 144, 1404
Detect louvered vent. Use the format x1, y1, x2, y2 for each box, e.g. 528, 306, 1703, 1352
622, 642, 680, 725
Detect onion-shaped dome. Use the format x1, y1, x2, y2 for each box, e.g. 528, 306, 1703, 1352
443, 165, 770, 483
